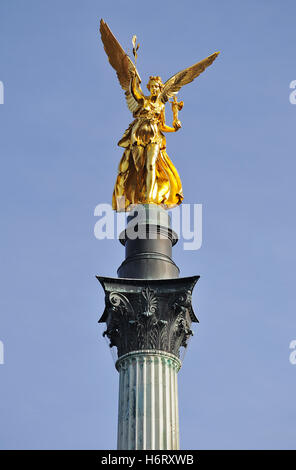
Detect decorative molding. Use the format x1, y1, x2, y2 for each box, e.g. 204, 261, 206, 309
142, 287, 157, 317
116, 350, 182, 373
98, 276, 199, 359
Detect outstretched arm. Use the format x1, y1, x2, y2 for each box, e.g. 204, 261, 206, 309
159, 108, 181, 133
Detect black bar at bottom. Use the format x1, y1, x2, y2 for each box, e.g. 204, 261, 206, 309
0, 450, 295, 467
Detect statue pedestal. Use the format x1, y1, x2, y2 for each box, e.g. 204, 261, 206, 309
118, 204, 179, 279
97, 205, 199, 450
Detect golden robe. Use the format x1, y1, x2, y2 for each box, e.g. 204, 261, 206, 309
112, 97, 184, 211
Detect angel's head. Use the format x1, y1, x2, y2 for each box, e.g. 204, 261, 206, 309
147, 76, 163, 97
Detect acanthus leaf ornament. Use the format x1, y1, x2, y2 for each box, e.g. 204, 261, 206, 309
98, 276, 199, 358
141, 287, 157, 317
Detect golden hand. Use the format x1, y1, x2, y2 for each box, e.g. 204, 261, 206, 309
173, 119, 182, 131
170, 96, 184, 111
171, 97, 183, 131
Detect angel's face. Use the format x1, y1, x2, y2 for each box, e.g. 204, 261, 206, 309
148, 80, 161, 97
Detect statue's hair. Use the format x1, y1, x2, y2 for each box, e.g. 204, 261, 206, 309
147, 76, 164, 91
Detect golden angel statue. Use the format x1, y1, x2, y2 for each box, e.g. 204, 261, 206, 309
100, 19, 219, 212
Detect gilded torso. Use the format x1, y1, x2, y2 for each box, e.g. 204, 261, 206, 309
131, 97, 165, 146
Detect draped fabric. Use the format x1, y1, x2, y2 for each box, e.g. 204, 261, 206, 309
112, 114, 184, 212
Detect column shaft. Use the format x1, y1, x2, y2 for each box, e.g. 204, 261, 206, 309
116, 350, 181, 450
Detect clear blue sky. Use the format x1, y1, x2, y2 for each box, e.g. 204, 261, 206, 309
0, 0, 295, 450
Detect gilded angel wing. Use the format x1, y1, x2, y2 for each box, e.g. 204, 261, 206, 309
99, 19, 142, 114
160, 52, 220, 103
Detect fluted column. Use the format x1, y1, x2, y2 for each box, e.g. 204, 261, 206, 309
116, 350, 181, 450
97, 205, 199, 450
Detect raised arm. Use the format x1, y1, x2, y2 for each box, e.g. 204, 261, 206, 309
130, 74, 144, 103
